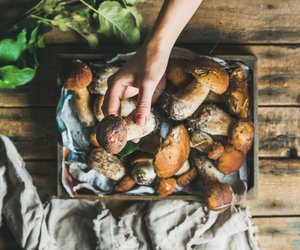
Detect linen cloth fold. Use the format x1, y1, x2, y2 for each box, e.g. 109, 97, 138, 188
0, 135, 261, 250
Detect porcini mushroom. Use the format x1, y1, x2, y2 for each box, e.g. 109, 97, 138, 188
61, 61, 96, 127
226, 66, 250, 118
208, 142, 225, 160
190, 131, 214, 153
161, 57, 229, 120
177, 167, 197, 186
131, 156, 156, 186
97, 111, 158, 154
188, 105, 235, 136
88, 147, 125, 181
217, 145, 245, 174
115, 176, 136, 192
155, 178, 177, 197
154, 125, 190, 178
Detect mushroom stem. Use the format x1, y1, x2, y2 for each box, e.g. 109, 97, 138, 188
74, 88, 95, 127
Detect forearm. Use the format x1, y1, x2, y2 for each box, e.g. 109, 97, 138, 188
144, 0, 203, 53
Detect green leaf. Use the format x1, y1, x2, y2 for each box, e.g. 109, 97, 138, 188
0, 30, 27, 65
127, 6, 143, 27
52, 13, 98, 48
125, 0, 145, 5
98, 1, 141, 44
118, 141, 139, 157
0, 65, 35, 89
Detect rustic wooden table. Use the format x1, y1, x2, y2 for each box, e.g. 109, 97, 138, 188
0, 0, 300, 249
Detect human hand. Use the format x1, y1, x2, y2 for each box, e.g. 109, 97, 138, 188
102, 43, 169, 126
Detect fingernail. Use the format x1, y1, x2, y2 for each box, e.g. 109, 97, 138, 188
136, 114, 146, 126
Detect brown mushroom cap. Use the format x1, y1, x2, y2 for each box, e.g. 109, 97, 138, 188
156, 178, 177, 196
217, 144, 245, 174
186, 57, 229, 94
230, 119, 254, 154
207, 182, 233, 211
154, 125, 190, 178
61, 61, 93, 90
96, 115, 127, 154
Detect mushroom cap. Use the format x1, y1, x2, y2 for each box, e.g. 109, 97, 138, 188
208, 142, 225, 160
131, 155, 156, 186
96, 115, 127, 154
154, 125, 190, 178
207, 182, 233, 211
217, 144, 245, 174
230, 119, 254, 154
61, 61, 93, 90
186, 57, 229, 94
115, 176, 136, 192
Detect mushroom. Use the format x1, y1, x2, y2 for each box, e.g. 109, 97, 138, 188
190, 131, 214, 153
155, 178, 177, 196
217, 145, 245, 174
115, 176, 136, 192
96, 111, 158, 154
88, 65, 120, 95
176, 167, 197, 186
188, 104, 235, 136
89, 129, 100, 147
191, 153, 233, 210
154, 125, 190, 178
208, 142, 224, 160
137, 133, 161, 155
61, 61, 96, 127
88, 147, 125, 181
166, 59, 193, 91
161, 57, 229, 120
226, 66, 249, 118
131, 156, 156, 186
94, 96, 136, 122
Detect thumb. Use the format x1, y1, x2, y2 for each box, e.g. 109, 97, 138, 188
135, 84, 155, 126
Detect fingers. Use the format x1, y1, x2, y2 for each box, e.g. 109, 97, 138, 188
152, 73, 166, 103
102, 77, 127, 116
135, 83, 155, 126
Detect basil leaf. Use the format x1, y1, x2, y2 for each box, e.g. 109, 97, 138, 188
0, 30, 27, 65
0, 65, 35, 89
98, 1, 141, 44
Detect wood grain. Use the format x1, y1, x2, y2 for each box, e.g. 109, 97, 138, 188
42, 0, 300, 44
247, 159, 300, 216
1, 45, 300, 107
254, 217, 300, 250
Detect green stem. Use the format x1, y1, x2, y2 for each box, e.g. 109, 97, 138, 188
79, 0, 100, 14
30, 14, 53, 23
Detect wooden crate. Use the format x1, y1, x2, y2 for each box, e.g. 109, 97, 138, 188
57, 53, 258, 201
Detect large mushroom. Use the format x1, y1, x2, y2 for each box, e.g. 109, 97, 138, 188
61, 61, 96, 127
96, 111, 158, 154
154, 125, 190, 178
161, 57, 229, 120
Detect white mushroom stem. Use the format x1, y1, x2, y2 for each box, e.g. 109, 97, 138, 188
175, 160, 190, 176
74, 88, 96, 127
120, 99, 136, 117
125, 111, 157, 141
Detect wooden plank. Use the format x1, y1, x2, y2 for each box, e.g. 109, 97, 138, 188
254, 217, 300, 250
42, 0, 300, 44
1, 45, 300, 107
258, 107, 300, 157
0, 108, 56, 160
247, 159, 300, 216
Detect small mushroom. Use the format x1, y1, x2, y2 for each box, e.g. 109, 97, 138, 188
88, 147, 125, 181
206, 183, 234, 211
176, 167, 197, 186
88, 65, 120, 95
89, 129, 100, 147
154, 125, 190, 178
229, 119, 254, 154
97, 111, 158, 154
61, 61, 96, 127
217, 145, 245, 174
155, 178, 177, 196
226, 66, 249, 118
131, 156, 156, 186
115, 176, 136, 192
208, 142, 225, 160
161, 57, 229, 120
188, 104, 235, 136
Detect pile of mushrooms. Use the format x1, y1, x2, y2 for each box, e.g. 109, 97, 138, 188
60, 55, 254, 211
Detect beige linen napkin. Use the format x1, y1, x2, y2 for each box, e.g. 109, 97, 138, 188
0, 135, 260, 250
